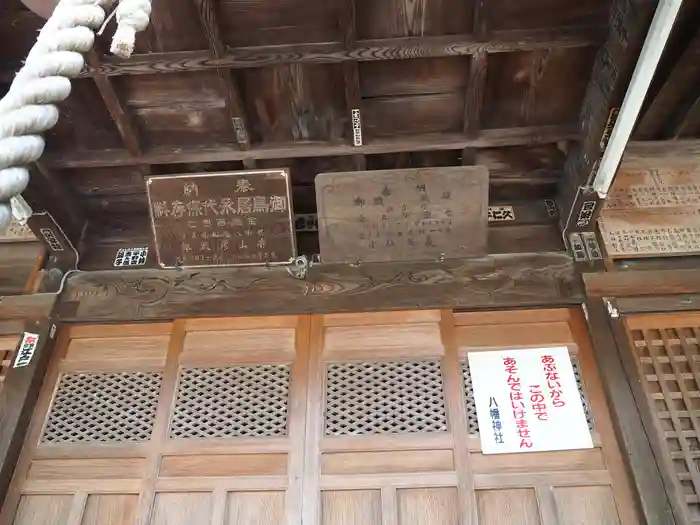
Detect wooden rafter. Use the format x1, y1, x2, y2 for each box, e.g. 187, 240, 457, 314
86, 50, 142, 156
339, 0, 365, 170
462, 0, 490, 165
43, 124, 578, 169
668, 91, 700, 138
62, 27, 599, 79
635, 27, 700, 139
193, 0, 253, 152
473, 0, 490, 41
463, 52, 487, 138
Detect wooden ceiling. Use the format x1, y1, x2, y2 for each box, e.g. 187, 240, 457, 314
0, 0, 627, 266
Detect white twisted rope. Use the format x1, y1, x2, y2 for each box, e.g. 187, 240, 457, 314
0, 0, 152, 231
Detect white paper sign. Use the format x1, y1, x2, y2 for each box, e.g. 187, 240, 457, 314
468, 346, 593, 454
13, 332, 39, 368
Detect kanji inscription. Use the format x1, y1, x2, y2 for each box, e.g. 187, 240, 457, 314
316, 167, 489, 263
599, 209, 700, 258
599, 167, 700, 258
604, 168, 700, 210
147, 170, 295, 268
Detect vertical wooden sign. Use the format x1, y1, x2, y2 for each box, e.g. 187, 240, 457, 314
316, 166, 489, 263
146, 170, 296, 268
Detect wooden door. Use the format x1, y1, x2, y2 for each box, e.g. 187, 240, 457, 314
306, 309, 638, 525
1, 309, 639, 525
620, 312, 700, 525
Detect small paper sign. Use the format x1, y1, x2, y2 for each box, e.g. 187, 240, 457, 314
468, 346, 592, 454
13, 332, 39, 368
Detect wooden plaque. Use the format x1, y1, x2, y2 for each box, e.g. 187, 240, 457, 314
147, 170, 296, 268
316, 166, 489, 263
604, 167, 700, 210
599, 208, 700, 258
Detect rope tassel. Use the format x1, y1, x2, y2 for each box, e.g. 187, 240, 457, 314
0, 0, 152, 230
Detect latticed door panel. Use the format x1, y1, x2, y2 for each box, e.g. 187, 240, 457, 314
309, 309, 636, 525
624, 313, 700, 525
3, 317, 309, 525
4, 311, 639, 525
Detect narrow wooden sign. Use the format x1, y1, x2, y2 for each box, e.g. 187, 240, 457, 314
146, 170, 296, 268
316, 166, 489, 263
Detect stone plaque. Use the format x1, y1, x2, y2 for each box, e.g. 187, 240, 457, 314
147, 170, 296, 268
316, 166, 489, 263
599, 208, 700, 258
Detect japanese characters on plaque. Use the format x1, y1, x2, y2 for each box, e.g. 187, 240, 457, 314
146, 170, 295, 268
604, 168, 700, 210
599, 209, 700, 257
316, 167, 489, 263
468, 347, 592, 455
599, 167, 700, 257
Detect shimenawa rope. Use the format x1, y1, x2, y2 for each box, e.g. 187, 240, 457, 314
0, 0, 152, 231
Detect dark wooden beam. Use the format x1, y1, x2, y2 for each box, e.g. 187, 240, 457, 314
634, 27, 700, 140
0, 314, 58, 508
667, 90, 700, 138
558, 0, 656, 263
58, 252, 581, 322
614, 294, 700, 314
43, 125, 577, 169
462, 0, 490, 166
193, 0, 252, 150
463, 52, 487, 138
86, 50, 142, 157
23, 163, 87, 269
69, 27, 599, 78
582, 300, 676, 525
473, 0, 490, 41
624, 139, 700, 169
338, 0, 365, 169
0, 294, 55, 322
584, 268, 700, 297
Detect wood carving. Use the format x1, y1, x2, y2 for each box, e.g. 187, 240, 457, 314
59, 253, 580, 322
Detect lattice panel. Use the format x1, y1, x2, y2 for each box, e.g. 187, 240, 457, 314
571, 356, 595, 430
42, 371, 162, 444
170, 365, 291, 439
325, 360, 448, 435
460, 356, 594, 434
630, 325, 700, 522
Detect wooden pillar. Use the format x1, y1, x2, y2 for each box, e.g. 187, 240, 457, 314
583, 298, 676, 525
558, 0, 656, 266
0, 311, 58, 508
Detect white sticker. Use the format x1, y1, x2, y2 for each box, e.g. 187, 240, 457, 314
13, 332, 40, 368
468, 346, 592, 454
49, 324, 57, 340
351, 109, 362, 147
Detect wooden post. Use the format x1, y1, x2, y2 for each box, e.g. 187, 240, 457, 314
0, 311, 59, 508
559, 0, 656, 266
583, 298, 676, 525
